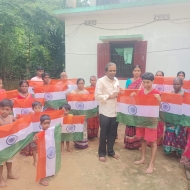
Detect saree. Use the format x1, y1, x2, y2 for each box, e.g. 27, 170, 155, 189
181, 129, 190, 167
163, 123, 186, 155
124, 78, 142, 149
163, 90, 186, 155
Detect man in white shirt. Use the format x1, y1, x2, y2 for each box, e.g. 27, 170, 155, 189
31, 66, 44, 81
95, 62, 120, 162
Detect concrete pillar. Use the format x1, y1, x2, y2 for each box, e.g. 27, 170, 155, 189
66, 0, 76, 8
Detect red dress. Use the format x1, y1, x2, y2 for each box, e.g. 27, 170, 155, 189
136, 89, 160, 142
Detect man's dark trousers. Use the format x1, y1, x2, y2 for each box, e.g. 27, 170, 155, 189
98, 114, 118, 157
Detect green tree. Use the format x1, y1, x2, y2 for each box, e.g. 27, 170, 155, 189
0, 0, 65, 84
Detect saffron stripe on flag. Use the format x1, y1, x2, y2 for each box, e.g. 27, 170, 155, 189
0, 115, 34, 164
33, 118, 63, 133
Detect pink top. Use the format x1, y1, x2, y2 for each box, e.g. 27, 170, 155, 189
31, 76, 43, 81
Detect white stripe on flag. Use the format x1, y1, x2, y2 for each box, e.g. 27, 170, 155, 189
62, 124, 83, 133
160, 102, 182, 115
45, 127, 56, 177
28, 86, 34, 94
182, 103, 190, 116
35, 91, 67, 101
152, 84, 173, 92
68, 85, 77, 92
33, 118, 63, 132
0, 123, 33, 151
117, 102, 159, 118
68, 101, 97, 111
13, 108, 33, 117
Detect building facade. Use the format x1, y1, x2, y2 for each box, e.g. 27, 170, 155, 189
54, 0, 190, 87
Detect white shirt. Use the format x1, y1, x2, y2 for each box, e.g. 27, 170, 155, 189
95, 76, 120, 117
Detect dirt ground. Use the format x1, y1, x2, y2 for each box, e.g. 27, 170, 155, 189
2, 124, 189, 190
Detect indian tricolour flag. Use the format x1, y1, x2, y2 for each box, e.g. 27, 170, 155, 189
117, 90, 159, 128
50, 79, 77, 92
67, 93, 98, 119
0, 115, 33, 164
0, 90, 19, 101
153, 77, 174, 92
181, 92, 190, 126
27, 81, 43, 95
160, 92, 182, 124
13, 98, 45, 117
62, 115, 85, 141
32, 110, 64, 133
34, 84, 68, 109
36, 124, 61, 182
183, 80, 190, 92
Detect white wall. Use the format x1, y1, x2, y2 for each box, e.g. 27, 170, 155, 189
64, 3, 190, 87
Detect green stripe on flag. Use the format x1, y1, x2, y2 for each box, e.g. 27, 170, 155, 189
70, 107, 98, 119
116, 112, 158, 128
159, 112, 181, 125
44, 99, 67, 109
54, 124, 61, 174
0, 134, 34, 165
181, 115, 190, 127
61, 132, 83, 141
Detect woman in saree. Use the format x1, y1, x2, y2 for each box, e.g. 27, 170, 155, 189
124, 65, 142, 149
70, 78, 89, 149
163, 78, 186, 158
17, 80, 33, 156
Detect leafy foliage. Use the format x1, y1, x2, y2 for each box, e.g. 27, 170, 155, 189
0, 0, 65, 81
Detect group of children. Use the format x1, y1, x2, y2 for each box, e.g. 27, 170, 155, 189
0, 74, 73, 187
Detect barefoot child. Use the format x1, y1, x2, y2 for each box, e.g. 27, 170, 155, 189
34, 114, 51, 186
31, 101, 43, 167
131, 72, 161, 174
0, 99, 19, 188
61, 103, 73, 154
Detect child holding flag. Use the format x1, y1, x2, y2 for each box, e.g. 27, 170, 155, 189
31, 101, 43, 167
131, 72, 161, 174
0, 99, 18, 188
61, 103, 73, 154
34, 114, 51, 186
